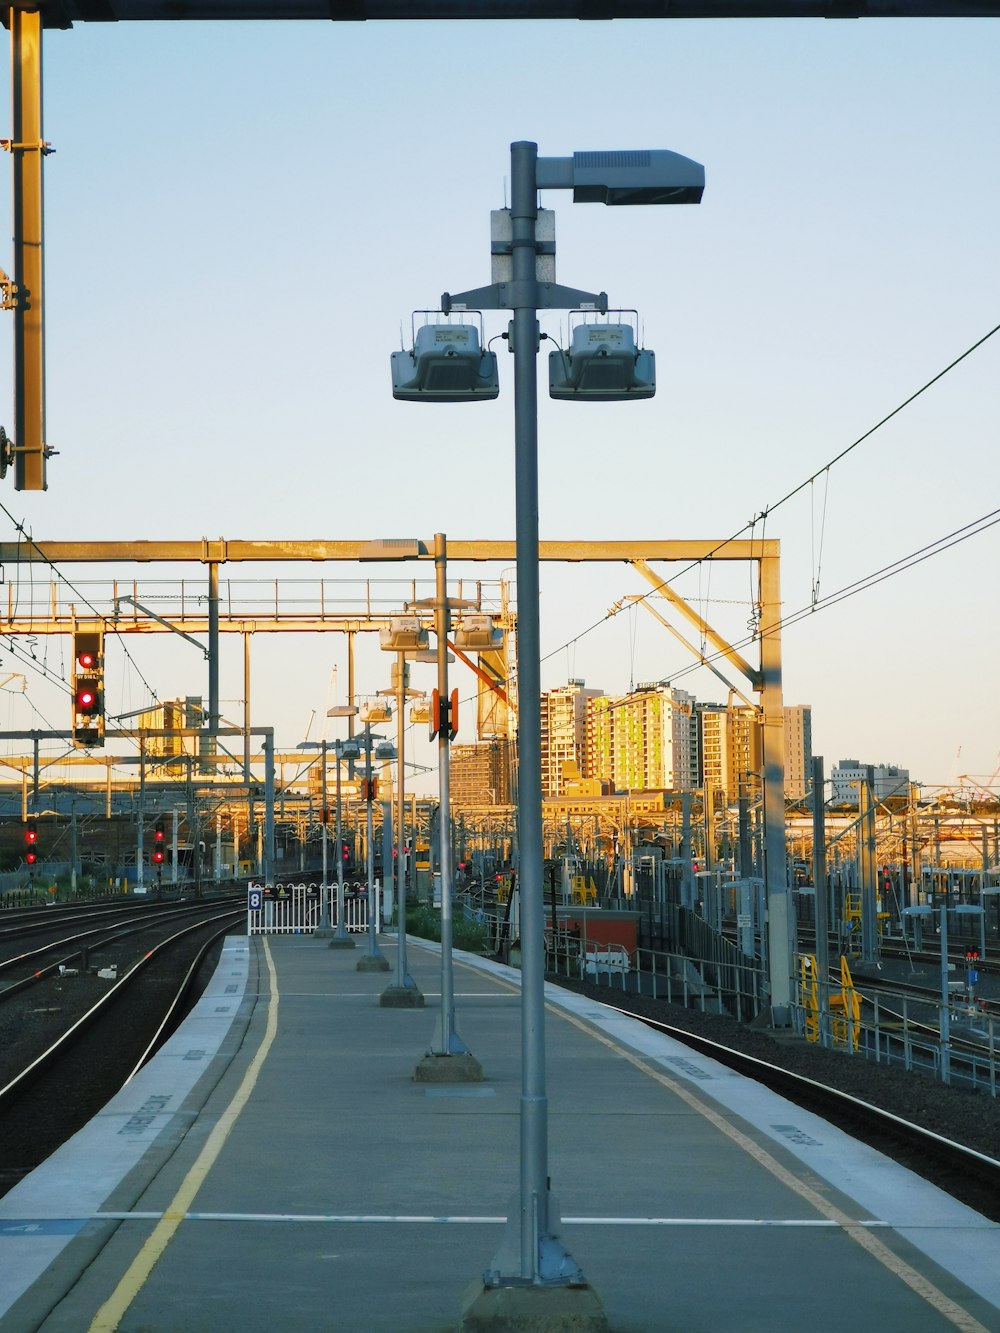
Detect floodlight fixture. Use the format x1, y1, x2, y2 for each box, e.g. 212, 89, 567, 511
380, 617, 429, 652
453, 613, 504, 651
375, 741, 397, 760
361, 700, 392, 724
327, 704, 358, 719
391, 316, 499, 403
409, 701, 431, 725
549, 318, 655, 401
337, 739, 362, 761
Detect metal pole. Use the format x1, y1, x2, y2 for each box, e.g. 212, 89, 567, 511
359, 723, 388, 969
205, 561, 220, 775
69, 801, 78, 897
429, 533, 473, 1061
317, 740, 331, 933
136, 743, 145, 892
332, 744, 352, 945
812, 756, 830, 1047
381, 652, 419, 1000
11, 10, 46, 492
860, 766, 877, 963
939, 903, 951, 1085
263, 731, 275, 885
243, 631, 252, 783
759, 548, 792, 1022
481, 140, 582, 1290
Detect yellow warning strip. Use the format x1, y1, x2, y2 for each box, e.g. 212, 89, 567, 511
554, 1003, 990, 1333
88, 938, 280, 1333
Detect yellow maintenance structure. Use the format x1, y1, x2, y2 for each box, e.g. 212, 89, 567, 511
799, 954, 861, 1051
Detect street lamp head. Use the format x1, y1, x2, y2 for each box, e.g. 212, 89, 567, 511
544, 149, 704, 206
327, 705, 359, 719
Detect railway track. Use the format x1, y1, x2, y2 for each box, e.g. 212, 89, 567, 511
0, 895, 245, 1197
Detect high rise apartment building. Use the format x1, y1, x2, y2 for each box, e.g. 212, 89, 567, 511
783, 705, 813, 802
587, 683, 694, 792
540, 679, 603, 797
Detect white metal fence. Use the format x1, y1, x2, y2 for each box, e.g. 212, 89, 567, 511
247, 882, 380, 936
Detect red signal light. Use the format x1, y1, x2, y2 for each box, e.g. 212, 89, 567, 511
25, 851, 36, 865
153, 848, 165, 865
77, 650, 95, 670
75, 687, 99, 715
25, 822, 37, 845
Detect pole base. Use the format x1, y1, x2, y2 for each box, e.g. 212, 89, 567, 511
459, 1279, 609, 1332
357, 952, 391, 972
379, 984, 425, 1008
414, 1051, 483, 1083
328, 936, 357, 950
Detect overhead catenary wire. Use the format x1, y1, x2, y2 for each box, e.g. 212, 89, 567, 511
541, 317, 1000, 669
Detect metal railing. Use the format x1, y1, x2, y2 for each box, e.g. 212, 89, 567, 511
247, 881, 379, 935
790, 980, 999, 1097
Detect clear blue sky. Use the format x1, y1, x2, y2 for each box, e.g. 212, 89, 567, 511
0, 14, 997, 793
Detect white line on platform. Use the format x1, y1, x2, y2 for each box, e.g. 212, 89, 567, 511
77, 1212, 896, 1228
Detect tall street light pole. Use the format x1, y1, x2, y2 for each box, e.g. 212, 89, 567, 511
429, 141, 704, 1326
316, 739, 331, 936
328, 705, 358, 951
414, 533, 482, 1081
380, 647, 425, 1007
357, 721, 390, 973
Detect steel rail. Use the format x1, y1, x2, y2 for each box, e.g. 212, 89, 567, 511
0, 908, 243, 1109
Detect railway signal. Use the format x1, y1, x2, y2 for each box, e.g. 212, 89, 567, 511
72, 628, 105, 748
24, 819, 37, 865
153, 820, 165, 865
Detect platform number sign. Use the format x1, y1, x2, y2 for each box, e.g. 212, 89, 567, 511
248, 888, 263, 912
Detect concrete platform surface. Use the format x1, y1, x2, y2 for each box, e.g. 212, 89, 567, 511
0, 933, 997, 1333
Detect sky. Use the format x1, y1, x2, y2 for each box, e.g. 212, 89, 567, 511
0, 13, 996, 796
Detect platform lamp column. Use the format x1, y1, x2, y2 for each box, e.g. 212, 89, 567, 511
395, 653, 412, 987
317, 740, 331, 934
377, 618, 430, 1007
357, 721, 389, 971
328, 705, 358, 950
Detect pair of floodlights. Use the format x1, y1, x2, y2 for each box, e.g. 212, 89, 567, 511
390, 311, 655, 403
377, 614, 503, 653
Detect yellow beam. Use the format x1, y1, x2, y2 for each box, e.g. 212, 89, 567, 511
0, 538, 780, 565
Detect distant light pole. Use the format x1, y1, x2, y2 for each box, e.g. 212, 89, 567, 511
357, 720, 390, 972
413, 533, 484, 1082
378, 620, 432, 1008
396, 140, 703, 1321
317, 739, 331, 935
328, 705, 359, 950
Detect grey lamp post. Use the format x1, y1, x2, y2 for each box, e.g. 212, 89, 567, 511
327, 705, 359, 950
413, 532, 484, 1082
402, 141, 703, 1323
379, 622, 431, 1008
317, 740, 331, 935
357, 721, 390, 972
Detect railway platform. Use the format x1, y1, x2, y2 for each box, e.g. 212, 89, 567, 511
0, 933, 998, 1332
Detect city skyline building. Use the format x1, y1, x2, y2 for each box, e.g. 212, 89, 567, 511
587, 683, 695, 793
540, 679, 603, 798
830, 758, 911, 806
